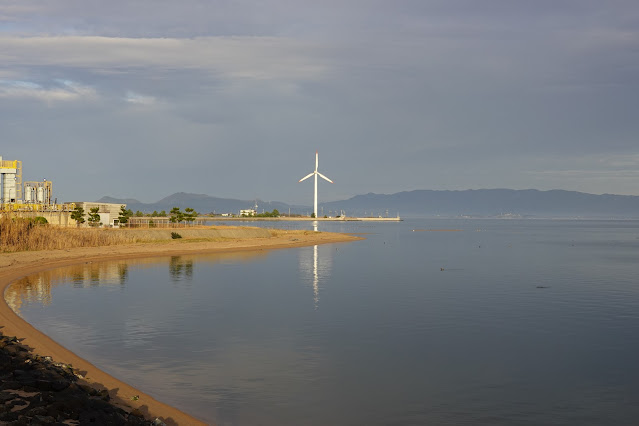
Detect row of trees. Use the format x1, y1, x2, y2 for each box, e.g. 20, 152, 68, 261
169, 207, 198, 223
131, 210, 169, 217
70, 205, 200, 227
70, 206, 102, 227
136, 209, 241, 218
255, 209, 280, 218
119, 206, 199, 225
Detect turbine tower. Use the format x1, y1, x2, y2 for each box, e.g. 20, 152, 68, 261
299, 151, 333, 218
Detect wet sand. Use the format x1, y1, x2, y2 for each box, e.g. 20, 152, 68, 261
0, 228, 363, 425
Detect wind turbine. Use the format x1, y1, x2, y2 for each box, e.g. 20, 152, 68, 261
299, 151, 333, 218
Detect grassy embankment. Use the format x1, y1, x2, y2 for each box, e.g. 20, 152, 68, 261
0, 215, 283, 253
0, 215, 147, 252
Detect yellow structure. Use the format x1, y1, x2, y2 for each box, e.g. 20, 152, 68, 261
0, 156, 22, 204
0, 155, 82, 226
0, 155, 124, 228
1, 202, 75, 212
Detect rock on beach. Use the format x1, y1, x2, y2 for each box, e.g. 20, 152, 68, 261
0, 331, 158, 425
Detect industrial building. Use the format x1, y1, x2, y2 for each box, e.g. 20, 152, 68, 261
1, 155, 125, 227
1, 155, 60, 211
0, 156, 22, 204
71, 202, 124, 227
24, 181, 52, 205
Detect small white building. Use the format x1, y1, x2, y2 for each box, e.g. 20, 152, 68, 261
72, 202, 125, 227
240, 209, 256, 217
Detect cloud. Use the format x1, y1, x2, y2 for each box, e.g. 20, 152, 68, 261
532, 169, 639, 179
1, 1, 639, 201
124, 91, 158, 106
0, 35, 329, 82
521, 152, 639, 195
600, 154, 639, 169
0, 78, 97, 103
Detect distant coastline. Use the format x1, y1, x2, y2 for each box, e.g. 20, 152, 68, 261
99, 188, 639, 220
203, 216, 402, 222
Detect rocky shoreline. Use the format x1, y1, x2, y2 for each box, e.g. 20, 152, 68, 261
0, 331, 161, 425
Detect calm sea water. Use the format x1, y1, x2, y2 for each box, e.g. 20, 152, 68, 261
9, 219, 639, 425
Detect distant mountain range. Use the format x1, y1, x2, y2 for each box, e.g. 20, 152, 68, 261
97, 193, 303, 216
97, 189, 639, 218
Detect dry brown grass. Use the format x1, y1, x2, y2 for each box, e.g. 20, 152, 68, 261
0, 215, 145, 252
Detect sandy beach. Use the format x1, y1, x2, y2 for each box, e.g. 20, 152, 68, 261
0, 227, 363, 425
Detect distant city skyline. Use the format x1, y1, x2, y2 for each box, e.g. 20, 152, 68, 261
1, 1, 638, 204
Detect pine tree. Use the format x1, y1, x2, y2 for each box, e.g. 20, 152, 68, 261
87, 207, 101, 227
169, 207, 184, 223
118, 205, 133, 225
184, 207, 198, 224
71, 206, 85, 226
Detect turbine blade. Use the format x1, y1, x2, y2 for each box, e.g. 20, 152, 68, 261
315, 151, 319, 171
318, 172, 334, 183
299, 172, 314, 182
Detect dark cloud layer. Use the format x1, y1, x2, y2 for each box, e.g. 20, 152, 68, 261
1, 1, 638, 203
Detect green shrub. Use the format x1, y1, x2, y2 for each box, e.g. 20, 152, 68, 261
33, 216, 48, 225
171, 232, 182, 239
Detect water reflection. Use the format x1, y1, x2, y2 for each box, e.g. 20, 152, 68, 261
9, 219, 639, 426
298, 221, 334, 309
6, 261, 129, 315
7, 250, 269, 315
169, 256, 194, 282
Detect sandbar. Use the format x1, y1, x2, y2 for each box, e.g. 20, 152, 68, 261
0, 228, 363, 425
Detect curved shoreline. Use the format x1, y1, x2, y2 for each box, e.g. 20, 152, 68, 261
0, 230, 363, 425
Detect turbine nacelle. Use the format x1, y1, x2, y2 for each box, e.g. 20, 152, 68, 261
298, 172, 333, 184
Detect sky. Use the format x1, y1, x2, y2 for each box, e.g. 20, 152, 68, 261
1, 0, 638, 205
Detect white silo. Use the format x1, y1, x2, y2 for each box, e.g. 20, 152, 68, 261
24, 184, 35, 203
23, 181, 53, 205
36, 186, 45, 203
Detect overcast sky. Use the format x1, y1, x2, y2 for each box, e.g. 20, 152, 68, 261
1, 1, 638, 204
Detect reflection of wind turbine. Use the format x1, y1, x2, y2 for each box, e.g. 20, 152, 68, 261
312, 244, 319, 308
298, 224, 333, 310
312, 222, 319, 306
299, 151, 333, 218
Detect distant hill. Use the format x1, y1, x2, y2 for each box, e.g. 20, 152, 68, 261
98, 189, 639, 218
322, 189, 639, 218
96, 192, 299, 215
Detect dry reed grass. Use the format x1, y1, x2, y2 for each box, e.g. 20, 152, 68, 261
0, 214, 145, 253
